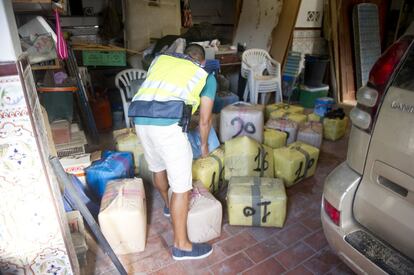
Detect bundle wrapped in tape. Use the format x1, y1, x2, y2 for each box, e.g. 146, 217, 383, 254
265, 118, 298, 145
265, 103, 304, 120
113, 128, 145, 175
227, 176, 287, 227
307, 113, 323, 122
220, 102, 264, 143
192, 147, 225, 193
323, 117, 348, 141
98, 178, 146, 255
297, 121, 323, 148
168, 181, 222, 242
263, 128, 287, 149
273, 141, 320, 187
269, 110, 307, 125
225, 136, 274, 180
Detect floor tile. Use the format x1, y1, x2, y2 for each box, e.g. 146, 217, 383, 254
275, 223, 311, 246
275, 242, 315, 270
303, 229, 328, 251
245, 236, 285, 263
223, 223, 247, 236
283, 265, 313, 275
247, 226, 282, 242
242, 258, 286, 275
152, 262, 189, 275
210, 252, 254, 275
177, 244, 227, 271
125, 248, 174, 274
326, 262, 356, 275
218, 231, 256, 256
303, 247, 342, 274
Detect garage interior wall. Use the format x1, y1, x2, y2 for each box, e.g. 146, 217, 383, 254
125, 0, 181, 52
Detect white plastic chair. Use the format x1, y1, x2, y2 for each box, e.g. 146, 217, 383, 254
115, 69, 147, 128
241, 49, 282, 104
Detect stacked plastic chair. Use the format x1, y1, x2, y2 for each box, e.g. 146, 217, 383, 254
241, 49, 282, 104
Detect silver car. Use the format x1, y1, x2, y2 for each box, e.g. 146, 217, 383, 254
321, 31, 414, 274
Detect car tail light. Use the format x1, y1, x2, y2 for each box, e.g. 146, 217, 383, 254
350, 36, 413, 133
324, 198, 340, 226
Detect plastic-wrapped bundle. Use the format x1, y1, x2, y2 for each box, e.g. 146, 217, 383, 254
85, 151, 134, 198
99, 178, 146, 254
265, 103, 304, 120
297, 122, 323, 148
263, 128, 287, 149
273, 141, 320, 187
188, 127, 220, 159
113, 128, 145, 175
220, 102, 264, 143
192, 147, 224, 193
307, 113, 323, 122
213, 91, 239, 113
227, 176, 287, 227
265, 118, 298, 144
63, 175, 100, 217
168, 181, 222, 242
268, 110, 307, 125
323, 117, 348, 141
224, 136, 273, 180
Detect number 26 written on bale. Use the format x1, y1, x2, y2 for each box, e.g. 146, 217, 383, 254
231, 117, 256, 138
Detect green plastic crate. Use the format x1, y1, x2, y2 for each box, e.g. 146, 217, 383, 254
82, 50, 126, 66
299, 84, 329, 108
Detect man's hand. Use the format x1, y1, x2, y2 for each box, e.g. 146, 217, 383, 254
201, 144, 209, 158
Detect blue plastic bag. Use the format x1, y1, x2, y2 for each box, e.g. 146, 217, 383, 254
188, 127, 220, 159
213, 92, 239, 113
63, 175, 100, 217
85, 151, 134, 198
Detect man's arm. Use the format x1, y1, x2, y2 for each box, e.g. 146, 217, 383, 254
199, 96, 214, 158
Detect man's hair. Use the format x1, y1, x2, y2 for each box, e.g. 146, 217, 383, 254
184, 44, 205, 63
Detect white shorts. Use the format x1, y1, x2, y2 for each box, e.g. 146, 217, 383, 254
135, 123, 193, 193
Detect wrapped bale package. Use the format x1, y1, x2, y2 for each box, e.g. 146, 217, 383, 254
168, 181, 222, 242
263, 128, 287, 149
227, 176, 287, 227
273, 141, 320, 187
307, 113, 323, 122
265, 103, 304, 120
323, 117, 348, 141
188, 127, 220, 159
192, 147, 224, 193
225, 136, 273, 180
213, 91, 239, 113
268, 110, 307, 125
220, 102, 264, 143
85, 151, 134, 198
265, 118, 298, 145
297, 122, 323, 148
99, 178, 146, 254
113, 128, 145, 175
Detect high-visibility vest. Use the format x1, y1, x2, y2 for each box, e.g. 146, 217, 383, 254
130, 54, 208, 116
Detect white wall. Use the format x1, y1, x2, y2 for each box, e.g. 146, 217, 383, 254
125, 0, 181, 51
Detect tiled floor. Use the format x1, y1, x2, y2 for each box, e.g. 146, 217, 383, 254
82, 130, 356, 275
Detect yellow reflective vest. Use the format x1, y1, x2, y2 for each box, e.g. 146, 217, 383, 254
131, 54, 208, 114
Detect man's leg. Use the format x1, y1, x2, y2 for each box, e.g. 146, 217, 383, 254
153, 170, 169, 207
171, 191, 192, 251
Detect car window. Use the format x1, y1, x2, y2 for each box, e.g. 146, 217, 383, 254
393, 42, 414, 91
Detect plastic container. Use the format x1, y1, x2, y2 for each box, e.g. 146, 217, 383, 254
188, 127, 220, 160
304, 54, 329, 87
168, 181, 222, 242
314, 97, 335, 117
227, 177, 287, 227
51, 120, 71, 145
225, 136, 274, 180
59, 153, 91, 185
85, 151, 134, 198
220, 102, 264, 143
273, 141, 320, 187
265, 118, 299, 145
192, 147, 224, 193
82, 50, 126, 66
297, 122, 323, 148
99, 178, 146, 255
298, 84, 329, 108
39, 91, 73, 123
